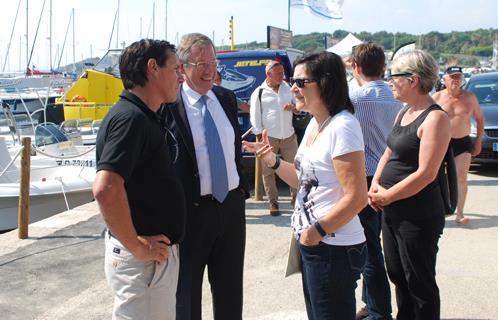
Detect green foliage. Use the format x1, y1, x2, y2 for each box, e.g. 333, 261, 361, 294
223, 28, 497, 67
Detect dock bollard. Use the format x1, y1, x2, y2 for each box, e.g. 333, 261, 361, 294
18, 137, 31, 239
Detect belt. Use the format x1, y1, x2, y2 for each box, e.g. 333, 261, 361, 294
200, 194, 216, 201
107, 229, 180, 245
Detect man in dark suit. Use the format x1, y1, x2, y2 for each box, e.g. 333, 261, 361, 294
162, 33, 250, 320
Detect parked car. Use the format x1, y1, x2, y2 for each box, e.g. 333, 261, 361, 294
465, 72, 498, 163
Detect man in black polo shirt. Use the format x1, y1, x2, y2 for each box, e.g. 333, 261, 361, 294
93, 39, 185, 320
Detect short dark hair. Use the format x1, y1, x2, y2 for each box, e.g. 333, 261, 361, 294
352, 42, 385, 78
293, 51, 354, 116
119, 39, 176, 90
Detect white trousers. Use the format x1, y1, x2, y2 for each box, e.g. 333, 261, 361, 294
104, 232, 179, 320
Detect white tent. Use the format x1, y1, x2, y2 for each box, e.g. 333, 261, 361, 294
327, 33, 363, 57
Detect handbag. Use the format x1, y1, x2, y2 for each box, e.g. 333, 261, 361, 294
438, 146, 458, 215
284, 231, 302, 277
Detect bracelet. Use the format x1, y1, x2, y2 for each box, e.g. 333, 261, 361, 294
314, 220, 327, 237
270, 156, 281, 170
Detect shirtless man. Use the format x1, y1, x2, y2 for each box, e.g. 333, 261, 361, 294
433, 66, 485, 224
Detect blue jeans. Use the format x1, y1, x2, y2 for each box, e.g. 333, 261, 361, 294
300, 242, 367, 320
359, 208, 393, 320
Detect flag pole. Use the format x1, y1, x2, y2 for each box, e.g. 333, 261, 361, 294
287, 0, 290, 31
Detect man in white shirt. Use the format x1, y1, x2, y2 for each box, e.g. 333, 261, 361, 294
250, 60, 298, 216
162, 33, 249, 320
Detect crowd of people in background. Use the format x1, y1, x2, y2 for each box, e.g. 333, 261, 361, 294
93, 34, 484, 320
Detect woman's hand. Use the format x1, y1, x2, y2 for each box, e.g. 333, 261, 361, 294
242, 130, 277, 167
299, 225, 322, 247
368, 180, 384, 212
368, 184, 391, 209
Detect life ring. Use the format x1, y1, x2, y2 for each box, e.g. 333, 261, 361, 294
71, 95, 87, 102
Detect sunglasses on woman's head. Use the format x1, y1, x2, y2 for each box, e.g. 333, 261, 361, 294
289, 77, 317, 88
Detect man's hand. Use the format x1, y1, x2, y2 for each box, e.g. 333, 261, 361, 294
472, 138, 482, 156
284, 103, 296, 112
132, 234, 171, 263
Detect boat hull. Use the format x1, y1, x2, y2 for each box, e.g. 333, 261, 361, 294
0, 189, 93, 231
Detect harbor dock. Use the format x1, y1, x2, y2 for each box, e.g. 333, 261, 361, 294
1, 166, 497, 320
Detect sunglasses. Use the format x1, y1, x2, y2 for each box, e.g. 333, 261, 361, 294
386, 71, 413, 81
289, 77, 316, 88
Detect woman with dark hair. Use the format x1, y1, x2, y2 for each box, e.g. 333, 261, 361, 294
369, 50, 450, 319
243, 51, 368, 319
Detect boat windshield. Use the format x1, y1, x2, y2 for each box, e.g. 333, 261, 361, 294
94, 49, 123, 78
35, 123, 69, 146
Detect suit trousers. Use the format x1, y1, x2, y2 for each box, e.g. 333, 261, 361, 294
261, 134, 298, 206
176, 188, 246, 320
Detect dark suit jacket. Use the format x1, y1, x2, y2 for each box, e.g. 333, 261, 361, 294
161, 85, 250, 208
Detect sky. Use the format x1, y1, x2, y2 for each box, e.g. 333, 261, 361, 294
1, 0, 497, 72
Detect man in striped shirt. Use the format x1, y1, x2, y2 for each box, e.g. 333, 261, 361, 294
350, 42, 402, 320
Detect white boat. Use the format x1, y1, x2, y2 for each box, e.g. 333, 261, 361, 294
0, 137, 95, 231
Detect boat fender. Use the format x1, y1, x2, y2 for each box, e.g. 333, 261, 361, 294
71, 95, 87, 103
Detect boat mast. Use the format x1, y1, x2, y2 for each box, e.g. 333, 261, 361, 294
2, 0, 22, 73
26, 0, 29, 73
49, 0, 52, 71
72, 8, 76, 74
165, 0, 167, 40
116, 0, 120, 48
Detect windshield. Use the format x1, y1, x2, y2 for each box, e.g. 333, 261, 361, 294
94, 49, 123, 78
467, 79, 498, 105
35, 123, 69, 147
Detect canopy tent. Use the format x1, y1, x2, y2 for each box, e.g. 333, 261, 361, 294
326, 33, 363, 57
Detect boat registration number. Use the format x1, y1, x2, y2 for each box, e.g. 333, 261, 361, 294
56, 159, 94, 167
493, 143, 498, 152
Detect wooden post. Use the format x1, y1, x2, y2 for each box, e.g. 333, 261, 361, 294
18, 137, 31, 239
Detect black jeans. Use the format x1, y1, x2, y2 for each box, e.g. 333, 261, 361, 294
382, 215, 444, 320
300, 242, 367, 320
358, 176, 392, 320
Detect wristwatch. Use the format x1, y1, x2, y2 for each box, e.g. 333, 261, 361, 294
313, 220, 327, 237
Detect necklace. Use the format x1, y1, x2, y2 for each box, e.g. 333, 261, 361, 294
309, 115, 332, 145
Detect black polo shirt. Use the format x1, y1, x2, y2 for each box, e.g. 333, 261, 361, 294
96, 90, 185, 243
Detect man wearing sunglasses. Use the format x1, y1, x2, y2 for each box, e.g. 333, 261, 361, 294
250, 60, 298, 216
433, 66, 485, 225
350, 42, 402, 320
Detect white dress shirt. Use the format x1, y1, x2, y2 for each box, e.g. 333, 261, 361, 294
250, 80, 295, 139
181, 83, 240, 196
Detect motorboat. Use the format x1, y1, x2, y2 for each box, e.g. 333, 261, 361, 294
0, 136, 95, 231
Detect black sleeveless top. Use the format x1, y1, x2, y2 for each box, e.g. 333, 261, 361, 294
380, 104, 445, 221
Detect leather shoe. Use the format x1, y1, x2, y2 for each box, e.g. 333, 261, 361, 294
270, 203, 280, 216
355, 306, 368, 320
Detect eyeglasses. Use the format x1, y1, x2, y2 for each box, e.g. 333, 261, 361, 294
289, 77, 316, 88
386, 71, 413, 81
185, 60, 219, 69
164, 128, 179, 164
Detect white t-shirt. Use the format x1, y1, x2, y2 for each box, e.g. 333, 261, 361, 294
291, 110, 366, 246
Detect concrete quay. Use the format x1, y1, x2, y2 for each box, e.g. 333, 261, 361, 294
0, 165, 497, 320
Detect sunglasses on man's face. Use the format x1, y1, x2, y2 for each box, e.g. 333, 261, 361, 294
289, 77, 317, 88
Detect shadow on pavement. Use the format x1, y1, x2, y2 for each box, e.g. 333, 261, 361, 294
444, 213, 498, 229
467, 179, 498, 186
469, 163, 498, 178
